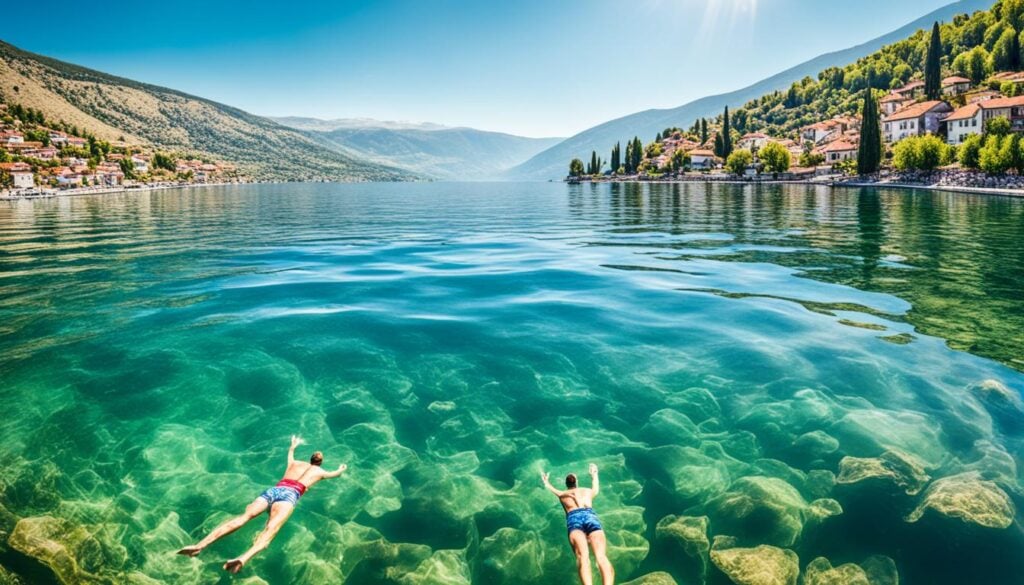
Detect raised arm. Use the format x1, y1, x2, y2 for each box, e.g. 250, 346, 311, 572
288, 435, 303, 464
322, 464, 348, 479
541, 472, 564, 497
589, 463, 599, 498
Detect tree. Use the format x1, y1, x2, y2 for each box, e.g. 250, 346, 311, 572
152, 152, 177, 172
610, 142, 621, 174
991, 27, 1019, 71
979, 134, 1011, 174
959, 134, 983, 169
759, 141, 792, 174
569, 158, 585, 177
670, 148, 690, 172
725, 149, 753, 175
925, 22, 943, 99
714, 133, 725, 158
722, 107, 733, 157
892, 135, 950, 171
986, 116, 1012, 136
119, 158, 136, 180
857, 90, 883, 175
700, 118, 709, 144
630, 137, 643, 173
800, 151, 825, 167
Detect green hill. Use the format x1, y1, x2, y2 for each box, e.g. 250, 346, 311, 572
0, 40, 415, 181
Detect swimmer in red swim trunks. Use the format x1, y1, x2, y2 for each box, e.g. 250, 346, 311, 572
177, 435, 347, 574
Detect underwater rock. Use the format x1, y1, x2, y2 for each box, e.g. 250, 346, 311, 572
641, 409, 701, 448
831, 409, 945, 466
665, 387, 721, 423
7, 516, 102, 584
0, 566, 25, 585
655, 515, 709, 559
474, 528, 546, 584
427, 400, 457, 414
705, 476, 814, 547
621, 572, 678, 585
709, 536, 799, 585
802, 555, 898, 585
836, 449, 930, 496
806, 498, 843, 523
906, 472, 1015, 529
398, 549, 472, 585
793, 431, 840, 458
968, 379, 1024, 432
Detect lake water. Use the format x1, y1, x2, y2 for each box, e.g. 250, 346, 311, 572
0, 182, 1022, 585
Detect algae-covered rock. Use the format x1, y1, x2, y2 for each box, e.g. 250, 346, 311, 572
0, 566, 25, 585
621, 572, 678, 585
474, 528, 545, 584
906, 472, 1015, 529
709, 536, 799, 585
655, 515, 709, 559
831, 409, 945, 466
642, 409, 701, 447
793, 431, 840, 457
7, 516, 103, 584
666, 387, 721, 423
705, 477, 809, 547
398, 549, 472, 585
803, 555, 899, 585
836, 449, 930, 496
806, 498, 843, 522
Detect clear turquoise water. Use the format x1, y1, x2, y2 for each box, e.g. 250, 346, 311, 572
0, 182, 1022, 584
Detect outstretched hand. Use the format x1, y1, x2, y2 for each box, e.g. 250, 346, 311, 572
337, 464, 348, 474
589, 463, 598, 476
290, 435, 305, 448
540, 471, 550, 485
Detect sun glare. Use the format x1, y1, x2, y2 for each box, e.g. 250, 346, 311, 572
696, 0, 760, 46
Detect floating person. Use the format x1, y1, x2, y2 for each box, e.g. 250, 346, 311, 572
177, 435, 347, 574
541, 463, 614, 585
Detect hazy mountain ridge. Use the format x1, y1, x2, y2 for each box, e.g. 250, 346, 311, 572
506, 0, 993, 180
0, 40, 416, 181
274, 118, 564, 180
271, 117, 452, 133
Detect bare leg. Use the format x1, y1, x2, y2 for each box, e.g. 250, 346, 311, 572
569, 530, 593, 585
589, 530, 615, 585
177, 498, 268, 557
223, 501, 295, 573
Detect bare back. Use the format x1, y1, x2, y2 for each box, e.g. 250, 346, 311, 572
281, 461, 328, 488
558, 487, 594, 514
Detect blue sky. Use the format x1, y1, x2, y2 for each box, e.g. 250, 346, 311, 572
1, 0, 955, 137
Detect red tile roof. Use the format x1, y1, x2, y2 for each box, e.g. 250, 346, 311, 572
822, 140, 858, 153
944, 103, 981, 122
977, 95, 1024, 109
880, 93, 908, 103
883, 100, 950, 122
943, 76, 971, 85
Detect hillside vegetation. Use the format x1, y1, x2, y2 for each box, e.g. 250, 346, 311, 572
0, 41, 414, 181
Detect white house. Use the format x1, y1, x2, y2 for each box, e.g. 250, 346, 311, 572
1, 162, 34, 189
689, 149, 717, 169
821, 140, 858, 163
944, 103, 982, 145
882, 100, 953, 142
737, 132, 770, 151
880, 93, 913, 116
976, 95, 1024, 132
131, 156, 150, 173
942, 76, 972, 96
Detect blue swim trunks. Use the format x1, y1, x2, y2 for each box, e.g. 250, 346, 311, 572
259, 486, 300, 506
566, 508, 603, 535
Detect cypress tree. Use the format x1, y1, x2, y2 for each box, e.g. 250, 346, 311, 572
925, 22, 942, 100
722, 107, 733, 157
656, 131, 663, 142
700, 119, 709, 144
625, 141, 634, 174
857, 90, 882, 175
590, 151, 599, 175
611, 142, 621, 173
714, 133, 725, 158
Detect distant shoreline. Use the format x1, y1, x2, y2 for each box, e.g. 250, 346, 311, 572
0, 181, 251, 201
566, 176, 1024, 198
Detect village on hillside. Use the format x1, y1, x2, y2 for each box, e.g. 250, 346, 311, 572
0, 98, 242, 197
567, 12, 1024, 192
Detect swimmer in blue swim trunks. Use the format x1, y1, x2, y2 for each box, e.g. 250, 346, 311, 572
177, 435, 347, 574
542, 463, 614, 585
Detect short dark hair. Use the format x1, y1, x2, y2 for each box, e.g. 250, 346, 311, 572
311, 452, 323, 466
565, 473, 577, 488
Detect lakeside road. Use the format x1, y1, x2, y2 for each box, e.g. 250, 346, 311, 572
0, 181, 250, 201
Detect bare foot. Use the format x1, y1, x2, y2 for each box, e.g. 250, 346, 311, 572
223, 559, 245, 574
177, 546, 202, 557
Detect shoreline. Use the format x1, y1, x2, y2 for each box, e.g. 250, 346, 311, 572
0, 181, 252, 201
567, 177, 1024, 198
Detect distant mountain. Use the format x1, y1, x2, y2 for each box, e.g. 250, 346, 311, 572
271, 117, 451, 133
505, 0, 993, 180
273, 118, 563, 180
0, 40, 415, 181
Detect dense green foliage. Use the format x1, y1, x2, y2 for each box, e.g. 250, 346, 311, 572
892, 135, 954, 170
568, 158, 584, 177
725, 149, 753, 175
977, 132, 1024, 173
727, 1, 1024, 140
959, 133, 984, 167
610, 142, 621, 174
759, 141, 791, 173
925, 22, 944, 99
